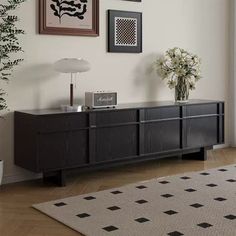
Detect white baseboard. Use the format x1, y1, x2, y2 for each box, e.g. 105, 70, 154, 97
2, 173, 42, 185
213, 144, 229, 149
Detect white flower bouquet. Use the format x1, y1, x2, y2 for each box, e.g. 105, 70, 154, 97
156, 47, 201, 102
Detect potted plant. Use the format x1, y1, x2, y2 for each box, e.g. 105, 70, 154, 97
0, 0, 26, 185
155, 47, 201, 102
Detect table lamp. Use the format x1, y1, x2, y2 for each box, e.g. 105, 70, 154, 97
54, 58, 90, 111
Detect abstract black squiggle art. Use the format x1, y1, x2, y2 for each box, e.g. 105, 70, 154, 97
50, 0, 88, 23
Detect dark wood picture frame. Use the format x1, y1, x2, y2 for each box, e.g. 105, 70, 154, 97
39, 0, 99, 36
108, 10, 142, 53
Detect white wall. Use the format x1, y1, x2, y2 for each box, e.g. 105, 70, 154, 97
230, 0, 236, 146
0, 0, 230, 184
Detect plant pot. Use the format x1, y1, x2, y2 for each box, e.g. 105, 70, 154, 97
175, 77, 189, 103
0, 160, 3, 186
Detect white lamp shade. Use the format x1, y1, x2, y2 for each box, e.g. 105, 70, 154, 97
54, 58, 90, 73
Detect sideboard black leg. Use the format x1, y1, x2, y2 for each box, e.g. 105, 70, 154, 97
43, 170, 66, 187
182, 147, 208, 161
57, 170, 66, 187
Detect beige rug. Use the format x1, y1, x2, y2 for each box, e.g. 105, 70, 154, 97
33, 165, 236, 236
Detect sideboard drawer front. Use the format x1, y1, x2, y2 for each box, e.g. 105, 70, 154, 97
67, 114, 88, 130
186, 104, 218, 117
39, 114, 88, 133
145, 107, 180, 121
95, 110, 138, 126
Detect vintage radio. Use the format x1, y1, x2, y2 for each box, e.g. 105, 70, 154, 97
85, 91, 118, 108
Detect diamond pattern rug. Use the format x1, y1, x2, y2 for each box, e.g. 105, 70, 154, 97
33, 165, 236, 236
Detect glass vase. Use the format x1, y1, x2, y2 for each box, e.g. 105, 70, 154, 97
175, 77, 189, 103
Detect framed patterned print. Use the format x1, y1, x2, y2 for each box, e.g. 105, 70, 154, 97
108, 10, 142, 53
39, 0, 99, 36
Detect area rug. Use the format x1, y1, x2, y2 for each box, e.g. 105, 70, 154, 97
33, 165, 236, 236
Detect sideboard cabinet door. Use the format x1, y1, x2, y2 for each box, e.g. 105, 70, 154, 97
66, 130, 89, 167
143, 120, 180, 154
186, 117, 218, 148
95, 125, 138, 163
38, 132, 66, 171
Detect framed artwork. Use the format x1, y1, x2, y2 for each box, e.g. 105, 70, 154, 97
125, 0, 141, 2
39, 0, 99, 36
108, 10, 142, 53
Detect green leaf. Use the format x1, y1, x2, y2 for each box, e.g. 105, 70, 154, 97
0, 0, 26, 111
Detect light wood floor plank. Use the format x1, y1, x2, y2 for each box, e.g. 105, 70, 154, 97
0, 148, 236, 236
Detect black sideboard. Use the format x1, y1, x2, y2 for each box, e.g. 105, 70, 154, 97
14, 100, 224, 186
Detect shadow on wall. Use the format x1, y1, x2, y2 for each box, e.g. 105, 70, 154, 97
13, 63, 58, 109
133, 53, 166, 101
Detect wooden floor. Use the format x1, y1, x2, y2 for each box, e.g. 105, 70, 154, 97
0, 148, 236, 236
